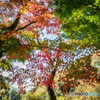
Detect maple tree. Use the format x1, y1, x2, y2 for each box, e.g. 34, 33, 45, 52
0, 0, 100, 100
0, 0, 61, 100
9, 36, 75, 100
0, 0, 75, 100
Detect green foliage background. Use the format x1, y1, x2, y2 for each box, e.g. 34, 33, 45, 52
54, 0, 100, 49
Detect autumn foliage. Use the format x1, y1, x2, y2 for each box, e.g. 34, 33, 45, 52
0, 1, 100, 100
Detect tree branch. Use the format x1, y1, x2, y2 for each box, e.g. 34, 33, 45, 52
2, 44, 59, 51
2, 43, 72, 55
7, 13, 21, 31
16, 21, 37, 32
4, 12, 21, 35
37, 37, 41, 45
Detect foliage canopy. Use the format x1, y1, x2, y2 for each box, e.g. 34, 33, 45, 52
53, 0, 100, 49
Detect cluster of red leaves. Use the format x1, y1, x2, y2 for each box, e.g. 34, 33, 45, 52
9, 46, 75, 93
6, 45, 31, 59
58, 55, 100, 91
41, 74, 56, 89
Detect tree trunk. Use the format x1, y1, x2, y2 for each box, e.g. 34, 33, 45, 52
47, 85, 56, 100
46, 69, 56, 100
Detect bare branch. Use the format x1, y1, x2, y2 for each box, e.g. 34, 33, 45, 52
7, 13, 21, 31
37, 37, 41, 45
16, 21, 37, 31
4, 12, 21, 35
